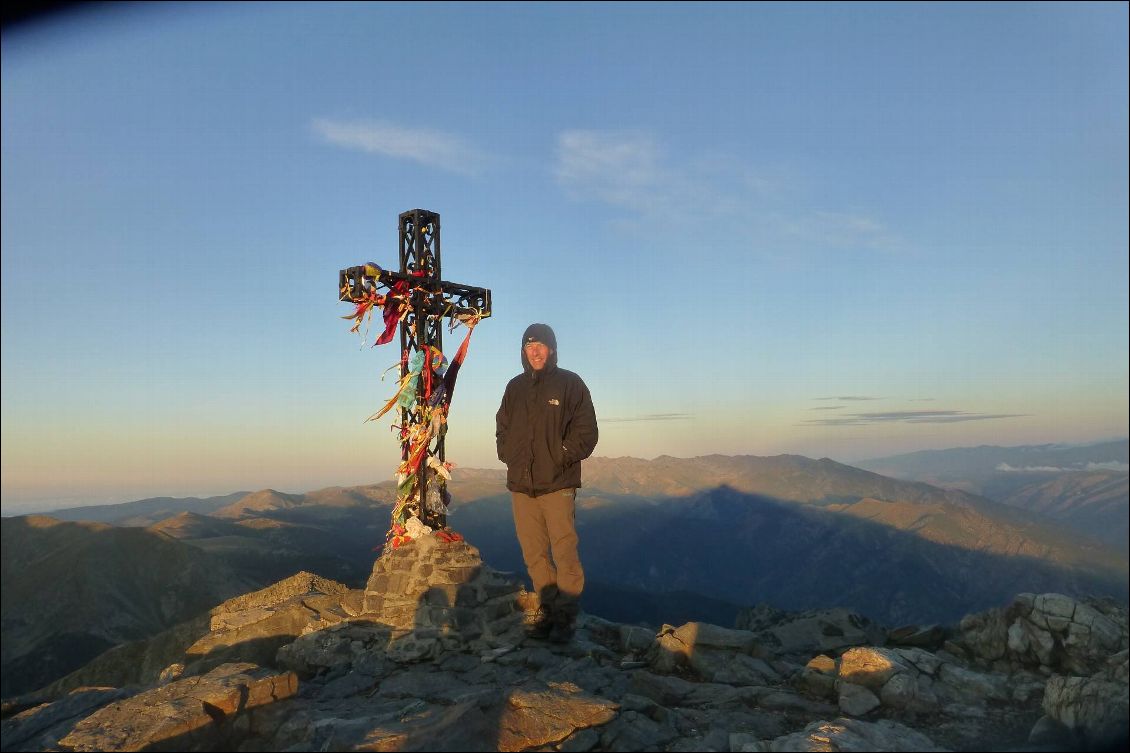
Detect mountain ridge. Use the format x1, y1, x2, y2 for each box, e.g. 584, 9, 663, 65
855, 439, 1129, 552
5, 451, 1126, 698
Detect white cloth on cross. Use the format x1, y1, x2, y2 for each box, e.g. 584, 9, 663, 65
405, 516, 434, 539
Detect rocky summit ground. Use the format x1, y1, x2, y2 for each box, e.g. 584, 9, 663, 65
2, 533, 1127, 752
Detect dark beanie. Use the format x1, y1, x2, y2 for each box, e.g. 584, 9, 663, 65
522, 323, 557, 350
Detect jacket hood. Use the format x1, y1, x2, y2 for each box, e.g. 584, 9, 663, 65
520, 323, 558, 373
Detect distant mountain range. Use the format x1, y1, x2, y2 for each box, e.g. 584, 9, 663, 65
42, 492, 251, 527
3, 449, 1127, 698
857, 439, 1129, 552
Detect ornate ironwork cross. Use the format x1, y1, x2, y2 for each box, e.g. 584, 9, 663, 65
339, 208, 491, 534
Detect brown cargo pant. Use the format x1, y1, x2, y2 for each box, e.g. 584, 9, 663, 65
511, 488, 584, 621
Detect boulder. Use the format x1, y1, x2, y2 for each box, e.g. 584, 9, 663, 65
958, 607, 1008, 663
620, 624, 656, 654
957, 594, 1129, 676
838, 647, 909, 690
890, 647, 945, 677
498, 680, 619, 751
935, 663, 1010, 704
1043, 649, 1129, 750
838, 682, 880, 716
54, 663, 297, 752
185, 593, 352, 675
829, 646, 951, 714
796, 655, 838, 700
648, 622, 762, 677
879, 671, 939, 713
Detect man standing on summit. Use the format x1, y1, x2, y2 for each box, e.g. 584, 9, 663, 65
496, 323, 599, 643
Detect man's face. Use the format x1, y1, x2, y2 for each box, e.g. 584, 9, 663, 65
524, 341, 552, 371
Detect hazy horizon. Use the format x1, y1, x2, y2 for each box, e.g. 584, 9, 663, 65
4, 5, 1127, 515
4, 436, 1126, 517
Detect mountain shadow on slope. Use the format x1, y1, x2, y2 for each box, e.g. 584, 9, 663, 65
450, 486, 1128, 627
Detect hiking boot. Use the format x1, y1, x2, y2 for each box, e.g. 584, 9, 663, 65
525, 607, 552, 640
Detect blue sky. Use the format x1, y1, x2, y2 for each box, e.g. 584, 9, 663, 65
2, 2, 1127, 513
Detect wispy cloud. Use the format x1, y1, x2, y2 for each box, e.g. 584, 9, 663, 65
1088, 461, 1130, 472
802, 410, 1026, 427
555, 131, 666, 212
815, 396, 882, 401
554, 130, 901, 253
781, 211, 899, 252
312, 118, 485, 175
809, 406, 845, 411
997, 461, 1130, 473
604, 413, 693, 424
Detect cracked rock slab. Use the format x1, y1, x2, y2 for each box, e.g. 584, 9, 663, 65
56, 662, 297, 752
497, 680, 619, 751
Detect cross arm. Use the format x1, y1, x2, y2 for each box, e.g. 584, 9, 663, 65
339, 265, 491, 319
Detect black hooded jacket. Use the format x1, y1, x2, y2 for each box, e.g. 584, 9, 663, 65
495, 325, 599, 495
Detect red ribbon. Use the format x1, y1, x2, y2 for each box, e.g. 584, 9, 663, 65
441, 323, 476, 407
374, 281, 409, 346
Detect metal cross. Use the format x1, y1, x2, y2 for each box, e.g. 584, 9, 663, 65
339, 209, 491, 533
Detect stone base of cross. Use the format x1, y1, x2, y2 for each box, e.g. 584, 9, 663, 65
339, 209, 491, 547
